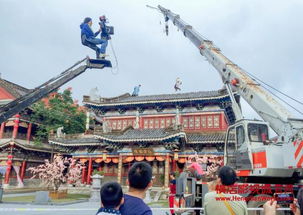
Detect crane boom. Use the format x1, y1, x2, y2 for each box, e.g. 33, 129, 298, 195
157, 5, 303, 141
0, 57, 111, 124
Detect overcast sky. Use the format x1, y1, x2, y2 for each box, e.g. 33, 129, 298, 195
1, 0, 303, 122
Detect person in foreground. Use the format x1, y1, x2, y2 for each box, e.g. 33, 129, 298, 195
120, 162, 153, 215
168, 172, 176, 215
203, 165, 248, 215
96, 182, 124, 215
263, 198, 301, 215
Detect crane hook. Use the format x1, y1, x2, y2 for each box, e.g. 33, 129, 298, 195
165, 16, 169, 36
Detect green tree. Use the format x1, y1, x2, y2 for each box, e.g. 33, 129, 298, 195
31, 88, 86, 143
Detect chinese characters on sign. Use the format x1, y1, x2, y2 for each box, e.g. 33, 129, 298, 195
132, 148, 154, 156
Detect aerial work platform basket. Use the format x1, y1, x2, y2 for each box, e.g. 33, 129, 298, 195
87, 58, 112, 69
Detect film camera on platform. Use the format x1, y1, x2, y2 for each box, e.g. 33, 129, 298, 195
99, 15, 114, 36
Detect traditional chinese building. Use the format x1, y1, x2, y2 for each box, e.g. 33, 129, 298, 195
0, 79, 62, 188
49, 89, 238, 187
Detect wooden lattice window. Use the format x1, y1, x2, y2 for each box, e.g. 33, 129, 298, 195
195, 117, 201, 129
149, 119, 154, 128
144, 120, 148, 129
183, 117, 188, 128
117, 120, 122, 129
189, 117, 194, 129
201, 116, 206, 128
112, 121, 117, 129
207, 116, 213, 128
128, 120, 133, 126
166, 118, 171, 127
214, 115, 220, 128
160, 119, 165, 128
123, 120, 127, 129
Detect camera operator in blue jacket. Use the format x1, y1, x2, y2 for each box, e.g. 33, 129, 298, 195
80, 17, 108, 59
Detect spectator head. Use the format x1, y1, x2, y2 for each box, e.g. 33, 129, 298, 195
100, 182, 124, 209
169, 172, 176, 180
217, 166, 237, 186
83, 17, 92, 26
128, 162, 152, 190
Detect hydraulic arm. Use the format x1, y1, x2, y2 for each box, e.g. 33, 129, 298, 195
0, 57, 111, 124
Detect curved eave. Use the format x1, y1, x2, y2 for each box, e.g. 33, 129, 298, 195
188, 140, 224, 144
49, 140, 102, 147
83, 95, 230, 107
94, 132, 186, 143
0, 140, 55, 153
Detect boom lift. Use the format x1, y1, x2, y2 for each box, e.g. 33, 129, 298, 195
0, 57, 111, 124
151, 4, 303, 213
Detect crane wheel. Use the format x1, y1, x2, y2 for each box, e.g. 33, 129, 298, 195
247, 194, 284, 215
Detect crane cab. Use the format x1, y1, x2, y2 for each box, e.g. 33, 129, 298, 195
224, 119, 270, 172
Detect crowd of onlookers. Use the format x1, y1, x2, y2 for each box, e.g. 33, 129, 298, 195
96, 159, 302, 215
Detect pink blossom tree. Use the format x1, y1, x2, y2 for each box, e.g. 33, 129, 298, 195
28, 154, 83, 191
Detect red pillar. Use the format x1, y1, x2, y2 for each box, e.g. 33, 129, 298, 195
20, 161, 26, 181
81, 166, 87, 184
4, 156, 13, 184
12, 114, 20, 139
26, 123, 32, 142
87, 158, 93, 184
0, 122, 5, 139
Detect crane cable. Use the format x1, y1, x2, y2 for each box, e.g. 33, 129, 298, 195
245, 71, 303, 116
109, 40, 119, 75
246, 70, 303, 106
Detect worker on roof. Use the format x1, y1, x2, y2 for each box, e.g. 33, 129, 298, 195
174, 77, 182, 92
132, 85, 141, 96
80, 17, 108, 59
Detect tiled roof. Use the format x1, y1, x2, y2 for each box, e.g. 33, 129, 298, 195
83, 89, 231, 106
0, 139, 60, 153
96, 128, 185, 142
49, 135, 102, 146
187, 133, 226, 144
49, 129, 228, 146
0, 79, 30, 98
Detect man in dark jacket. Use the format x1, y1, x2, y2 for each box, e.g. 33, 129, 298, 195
119, 162, 153, 215
80, 17, 108, 58
99, 15, 111, 40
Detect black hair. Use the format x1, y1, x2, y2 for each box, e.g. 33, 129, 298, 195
100, 182, 123, 209
83, 17, 92, 24
170, 172, 176, 177
218, 166, 237, 186
128, 162, 152, 190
